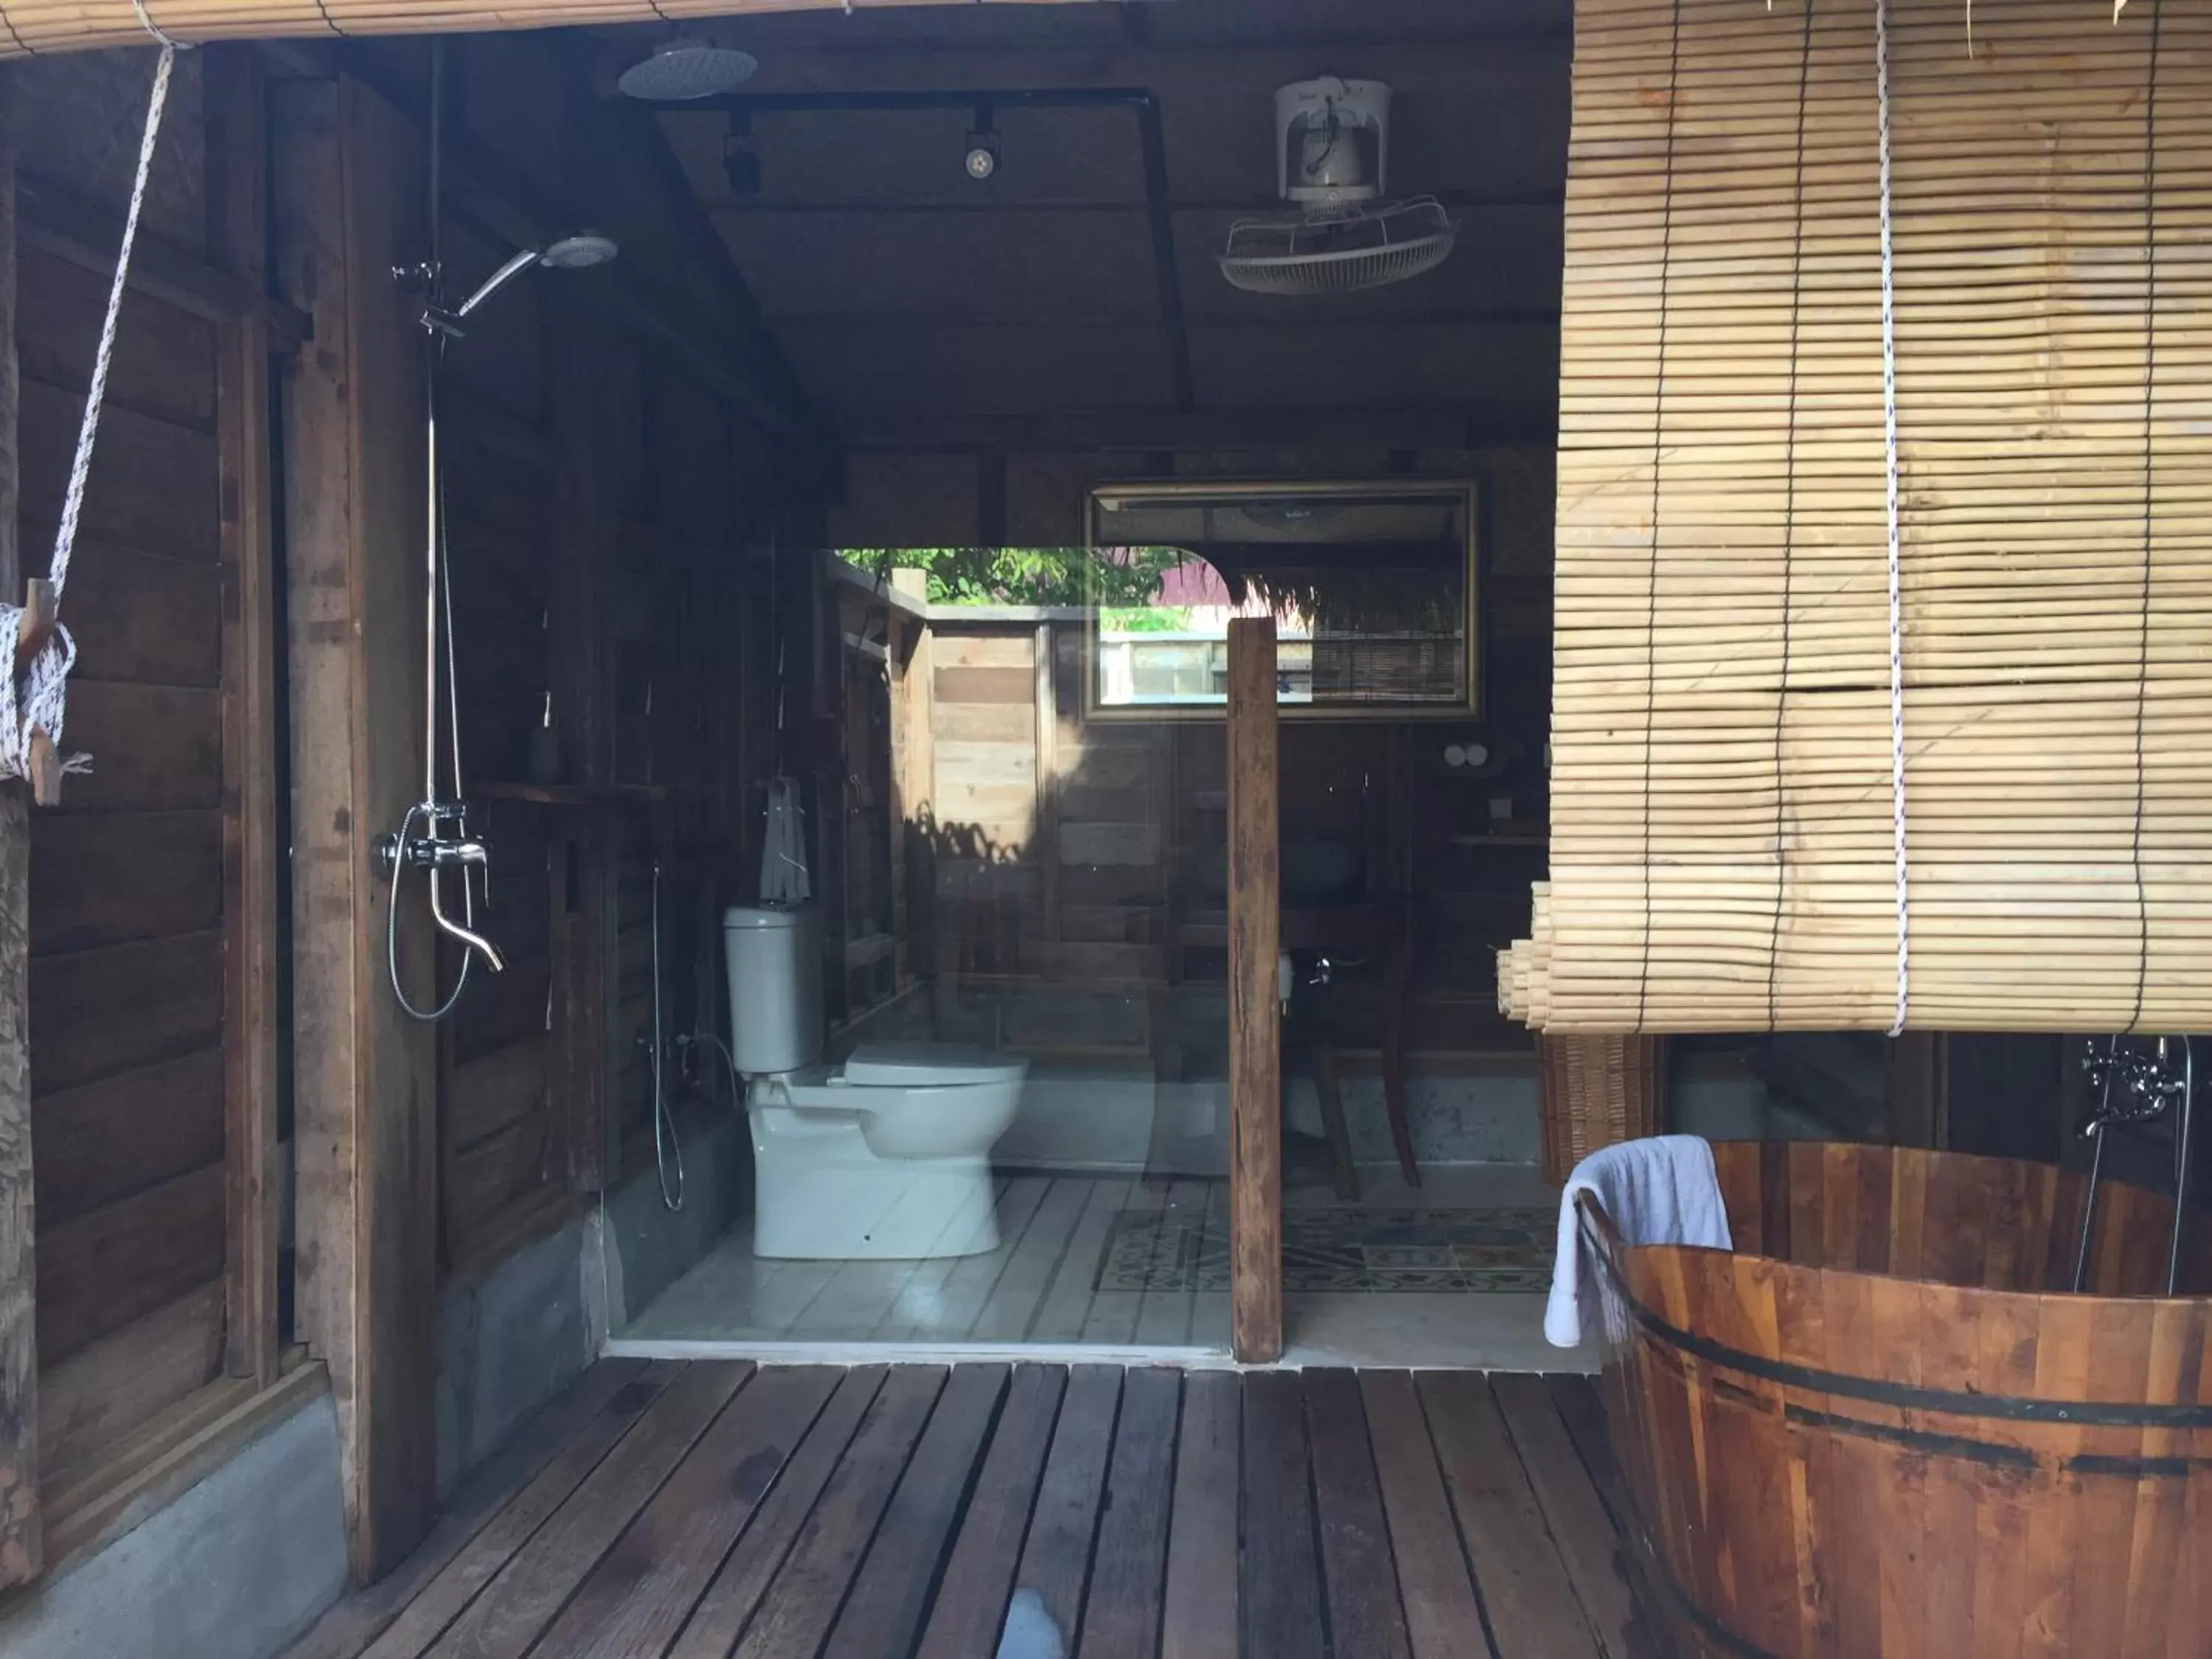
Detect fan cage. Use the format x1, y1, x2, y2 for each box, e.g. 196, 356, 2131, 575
1218, 196, 1458, 295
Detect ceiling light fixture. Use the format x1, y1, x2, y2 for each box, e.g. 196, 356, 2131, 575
964, 101, 1000, 181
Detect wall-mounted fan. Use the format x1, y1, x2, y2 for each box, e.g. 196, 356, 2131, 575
1220, 77, 1458, 296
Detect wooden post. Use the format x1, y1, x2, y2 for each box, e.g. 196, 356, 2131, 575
206, 44, 282, 1390
274, 74, 439, 1582
0, 139, 44, 1588
1032, 621, 1060, 978
1226, 616, 1281, 1363
891, 569, 933, 995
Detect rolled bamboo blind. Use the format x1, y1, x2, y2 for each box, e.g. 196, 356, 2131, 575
1500, 0, 2212, 1033
0, 0, 1077, 61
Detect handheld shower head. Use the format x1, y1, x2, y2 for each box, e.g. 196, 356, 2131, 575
417, 232, 621, 337
540, 233, 619, 270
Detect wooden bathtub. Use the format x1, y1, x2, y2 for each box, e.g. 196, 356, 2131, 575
1580, 1140, 2212, 1659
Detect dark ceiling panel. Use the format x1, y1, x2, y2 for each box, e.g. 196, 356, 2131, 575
782, 321, 1177, 417
1186, 319, 1560, 409
622, 0, 1573, 429
720, 209, 1162, 323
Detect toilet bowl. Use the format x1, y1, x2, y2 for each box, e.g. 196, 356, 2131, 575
746, 1043, 1027, 1259
723, 903, 1026, 1259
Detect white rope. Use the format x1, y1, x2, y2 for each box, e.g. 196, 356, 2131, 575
1876, 0, 1910, 1035
0, 41, 176, 788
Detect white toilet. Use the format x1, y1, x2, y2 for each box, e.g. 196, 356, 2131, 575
724, 904, 1026, 1259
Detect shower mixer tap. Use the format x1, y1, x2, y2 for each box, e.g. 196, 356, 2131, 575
2072, 1033, 2197, 1295
377, 39, 617, 1022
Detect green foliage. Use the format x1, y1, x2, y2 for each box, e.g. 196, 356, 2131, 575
846, 546, 1186, 609
1099, 605, 1195, 634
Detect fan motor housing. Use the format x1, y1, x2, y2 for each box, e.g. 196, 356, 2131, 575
1276, 77, 1391, 206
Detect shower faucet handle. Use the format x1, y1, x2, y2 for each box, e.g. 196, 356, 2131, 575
372, 828, 492, 874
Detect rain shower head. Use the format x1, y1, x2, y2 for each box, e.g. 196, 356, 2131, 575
418, 232, 621, 338
617, 37, 758, 101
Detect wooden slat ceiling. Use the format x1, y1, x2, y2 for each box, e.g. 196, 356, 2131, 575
0, 0, 1094, 63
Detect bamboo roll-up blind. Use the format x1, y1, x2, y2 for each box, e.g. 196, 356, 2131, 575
1501, 0, 2212, 1033
0, 0, 1079, 60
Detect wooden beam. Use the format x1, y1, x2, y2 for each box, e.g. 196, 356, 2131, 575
0, 138, 43, 1590
206, 44, 284, 1390
838, 404, 1559, 454
712, 192, 1565, 216
10, 580, 51, 680
1226, 616, 1281, 1363
273, 74, 440, 1582
14, 173, 312, 349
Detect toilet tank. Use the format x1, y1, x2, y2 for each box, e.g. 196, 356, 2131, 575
722, 903, 822, 1074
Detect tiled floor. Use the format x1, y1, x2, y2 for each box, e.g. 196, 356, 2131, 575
287, 1360, 1641, 1659
611, 1164, 1593, 1371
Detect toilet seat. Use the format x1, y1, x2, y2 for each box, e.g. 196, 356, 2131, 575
769, 1043, 1025, 1113
841, 1042, 1026, 1088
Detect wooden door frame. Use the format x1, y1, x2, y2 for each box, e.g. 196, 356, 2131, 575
1227, 616, 1282, 1363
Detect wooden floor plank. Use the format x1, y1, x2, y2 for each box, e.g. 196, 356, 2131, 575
1424, 1372, 1606, 1659
968, 1180, 1093, 1343
1079, 1183, 1164, 1346
1134, 1180, 1211, 1349
1242, 1371, 1327, 1659
1186, 1181, 1233, 1352
1158, 1368, 1239, 1659
665, 1368, 889, 1659
1005, 1363, 1123, 1649
357, 1363, 681, 1659
821, 1365, 1012, 1659
1030, 1180, 1133, 1344
1487, 1374, 1641, 1658
1359, 1371, 1492, 1659
793, 1256, 934, 1343
425, 1363, 755, 1659
912, 1366, 1068, 1659
1545, 1374, 1630, 1537
1077, 1367, 1183, 1659
529, 1366, 844, 1659
287, 1360, 649, 1659
1303, 1369, 1414, 1659
319, 1363, 1654, 1659
729, 1366, 948, 1659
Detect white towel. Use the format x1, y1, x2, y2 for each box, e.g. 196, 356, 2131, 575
759, 776, 812, 905
1544, 1134, 1731, 1349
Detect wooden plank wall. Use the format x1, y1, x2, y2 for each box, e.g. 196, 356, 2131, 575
437, 198, 567, 1272
425, 32, 827, 1203
10, 48, 246, 1489
402, 30, 831, 1250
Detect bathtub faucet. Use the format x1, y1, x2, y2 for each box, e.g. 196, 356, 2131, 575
2073, 1034, 2195, 1295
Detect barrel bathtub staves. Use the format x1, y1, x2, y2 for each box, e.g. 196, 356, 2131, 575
1580, 1139, 2212, 1659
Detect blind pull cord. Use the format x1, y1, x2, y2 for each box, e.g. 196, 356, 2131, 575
1876, 0, 1910, 1037
0, 32, 177, 792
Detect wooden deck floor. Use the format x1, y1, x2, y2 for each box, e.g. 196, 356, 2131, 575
286, 1360, 1642, 1659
